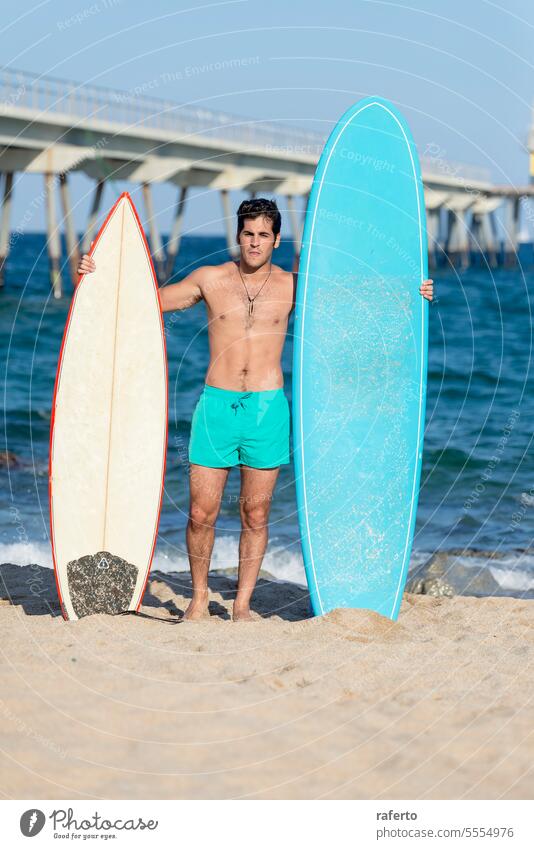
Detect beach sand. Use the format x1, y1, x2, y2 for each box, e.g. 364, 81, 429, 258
0, 562, 532, 800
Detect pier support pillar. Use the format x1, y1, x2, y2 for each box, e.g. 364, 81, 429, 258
471, 211, 498, 268
469, 196, 501, 267
446, 209, 470, 269
483, 211, 498, 268
0, 172, 14, 288
503, 197, 520, 267
292, 191, 310, 272
165, 185, 188, 280
220, 189, 239, 259
286, 194, 303, 256
424, 191, 451, 270
45, 173, 62, 298
142, 182, 166, 283
426, 208, 440, 270
59, 173, 79, 285
81, 179, 104, 255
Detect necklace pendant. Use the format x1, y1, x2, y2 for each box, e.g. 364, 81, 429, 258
249, 300, 254, 316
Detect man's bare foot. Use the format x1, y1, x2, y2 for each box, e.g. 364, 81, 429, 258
183, 596, 210, 621
232, 603, 254, 622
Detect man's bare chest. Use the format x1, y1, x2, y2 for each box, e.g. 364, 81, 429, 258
204, 278, 292, 326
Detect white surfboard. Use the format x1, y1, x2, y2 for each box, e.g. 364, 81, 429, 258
49, 192, 168, 620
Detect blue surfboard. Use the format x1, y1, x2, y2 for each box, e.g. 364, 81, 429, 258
292, 96, 428, 621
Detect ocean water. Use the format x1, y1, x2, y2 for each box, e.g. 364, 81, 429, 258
2, 233, 534, 598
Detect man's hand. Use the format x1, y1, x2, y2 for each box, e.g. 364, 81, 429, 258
77, 253, 96, 275
419, 278, 433, 301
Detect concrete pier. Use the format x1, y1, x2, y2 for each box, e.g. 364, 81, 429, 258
0, 67, 531, 290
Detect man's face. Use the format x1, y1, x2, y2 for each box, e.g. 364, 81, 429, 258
238, 215, 280, 267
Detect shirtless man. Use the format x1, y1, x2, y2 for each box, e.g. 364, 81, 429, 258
78, 197, 434, 622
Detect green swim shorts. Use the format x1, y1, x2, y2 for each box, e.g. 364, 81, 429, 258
188, 384, 291, 469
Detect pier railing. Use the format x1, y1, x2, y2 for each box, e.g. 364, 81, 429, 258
0, 67, 491, 180
0, 67, 325, 153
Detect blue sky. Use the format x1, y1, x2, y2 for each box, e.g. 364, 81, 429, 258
3, 0, 533, 237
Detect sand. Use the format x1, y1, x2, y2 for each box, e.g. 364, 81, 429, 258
0, 562, 533, 800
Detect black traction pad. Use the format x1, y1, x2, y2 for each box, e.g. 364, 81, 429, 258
66, 551, 139, 618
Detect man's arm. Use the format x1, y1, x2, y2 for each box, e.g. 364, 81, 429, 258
158, 266, 205, 312
76, 253, 207, 312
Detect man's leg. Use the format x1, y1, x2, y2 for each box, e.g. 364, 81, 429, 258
234, 465, 280, 621
184, 463, 229, 620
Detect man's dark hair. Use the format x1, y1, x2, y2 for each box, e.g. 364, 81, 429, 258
236, 198, 281, 238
